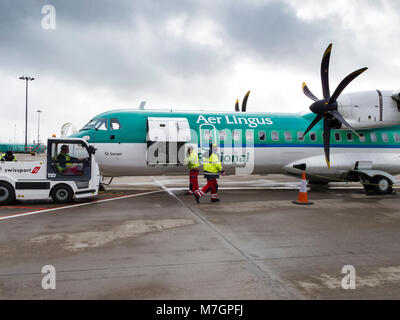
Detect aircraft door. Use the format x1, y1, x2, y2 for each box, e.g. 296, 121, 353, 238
199, 124, 218, 150
146, 117, 191, 165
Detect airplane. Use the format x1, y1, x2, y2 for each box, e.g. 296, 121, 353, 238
69, 44, 400, 195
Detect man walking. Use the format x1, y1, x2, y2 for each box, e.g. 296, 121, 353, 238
195, 144, 224, 203
184, 146, 200, 195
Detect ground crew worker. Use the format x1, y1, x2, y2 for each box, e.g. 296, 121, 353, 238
57, 145, 82, 175
0, 150, 17, 162
194, 144, 224, 203
184, 146, 200, 195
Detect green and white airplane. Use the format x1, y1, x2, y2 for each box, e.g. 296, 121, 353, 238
70, 44, 400, 195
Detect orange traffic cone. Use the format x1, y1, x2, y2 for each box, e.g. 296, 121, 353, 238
292, 172, 314, 205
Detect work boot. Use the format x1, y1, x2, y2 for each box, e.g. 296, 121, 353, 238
194, 193, 200, 203
211, 198, 220, 203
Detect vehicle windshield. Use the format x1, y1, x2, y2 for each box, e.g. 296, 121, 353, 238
80, 118, 108, 131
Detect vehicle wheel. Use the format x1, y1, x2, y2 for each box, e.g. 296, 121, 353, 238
51, 184, 74, 204
0, 182, 15, 205
372, 176, 393, 195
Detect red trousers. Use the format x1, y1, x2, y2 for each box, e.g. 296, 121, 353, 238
196, 178, 218, 199
188, 169, 199, 194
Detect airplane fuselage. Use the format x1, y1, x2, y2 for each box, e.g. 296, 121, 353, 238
70, 109, 400, 182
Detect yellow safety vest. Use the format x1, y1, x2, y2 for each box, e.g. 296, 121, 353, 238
184, 150, 200, 169
1, 153, 16, 162
57, 153, 72, 172
203, 152, 222, 173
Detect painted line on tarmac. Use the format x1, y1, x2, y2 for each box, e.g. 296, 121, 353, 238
153, 177, 303, 299
0, 190, 162, 221
0, 205, 49, 210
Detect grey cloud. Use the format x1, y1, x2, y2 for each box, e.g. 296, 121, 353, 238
0, 0, 342, 95
0, 0, 398, 101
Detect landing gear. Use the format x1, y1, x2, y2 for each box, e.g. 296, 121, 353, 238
309, 181, 329, 186
372, 176, 393, 195
363, 175, 393, 195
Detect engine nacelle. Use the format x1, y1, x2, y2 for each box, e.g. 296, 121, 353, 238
392, 90, 400, 101
336, 90, 400, 130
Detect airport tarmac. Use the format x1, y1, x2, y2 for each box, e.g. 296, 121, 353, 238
1, 173, 400, 299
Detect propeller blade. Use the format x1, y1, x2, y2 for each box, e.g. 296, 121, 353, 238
303, 114, 323, 138
329, 110, 360, 138
329, 67, 368, 103
302, 82, 319, 102
241, 91, 250, 112
235, 99, 240, 112
321, 43, 332, 99
323, 117, 332, 169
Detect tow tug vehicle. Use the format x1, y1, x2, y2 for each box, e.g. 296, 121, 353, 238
0, 138, 101, 205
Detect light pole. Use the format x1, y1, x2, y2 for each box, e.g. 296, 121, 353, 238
19, 76, 35, 152
37, 110, 42, 146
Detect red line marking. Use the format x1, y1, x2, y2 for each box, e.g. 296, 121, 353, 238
0, 206, 49, 210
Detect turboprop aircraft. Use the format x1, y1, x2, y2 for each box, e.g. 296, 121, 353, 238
69, 44, 400, 195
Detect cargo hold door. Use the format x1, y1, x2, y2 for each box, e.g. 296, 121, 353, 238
146, 117, 191, 165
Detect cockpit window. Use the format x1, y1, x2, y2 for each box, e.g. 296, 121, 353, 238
81, 118, 108, 131
110, 118, 121, 130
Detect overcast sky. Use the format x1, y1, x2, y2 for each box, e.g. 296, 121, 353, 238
1, 0, 400, 144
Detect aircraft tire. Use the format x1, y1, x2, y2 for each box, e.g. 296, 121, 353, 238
372, 176, 393, 195
363, 183, 374, 194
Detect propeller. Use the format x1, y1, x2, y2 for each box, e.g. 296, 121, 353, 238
302, 44, 367, 168
235, 91, 251, 112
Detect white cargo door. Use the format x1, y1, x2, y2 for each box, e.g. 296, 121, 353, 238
146, 117, 191, 165
147, 117, 190, 142
177, 119, 191, 141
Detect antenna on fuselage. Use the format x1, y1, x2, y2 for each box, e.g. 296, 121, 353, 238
139, 101, 146, 110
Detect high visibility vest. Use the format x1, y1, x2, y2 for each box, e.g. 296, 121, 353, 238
57, 153, 72, 172
203, 152, 222, 173
184, 150, 200, 169
1, 153, 16, 162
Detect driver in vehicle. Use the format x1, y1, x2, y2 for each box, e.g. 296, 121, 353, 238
57, 145, 85, 175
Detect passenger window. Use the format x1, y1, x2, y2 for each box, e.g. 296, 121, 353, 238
284, 131, 292, 141
271, 131, 279, 141
394, 133, 400, 142
297, 132, 304, 141
359, 133, 366, 142
110, 118, 121, 130
346, 132, 353, 142
370, 133, 377, 142
334, 132, 341, 142
233, 130, 240, 141
246, 130, 254, 141
310, 132, 317, 142
258, 131, 266, 141
219, 131, 226, 141
382, 133, 389, 143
